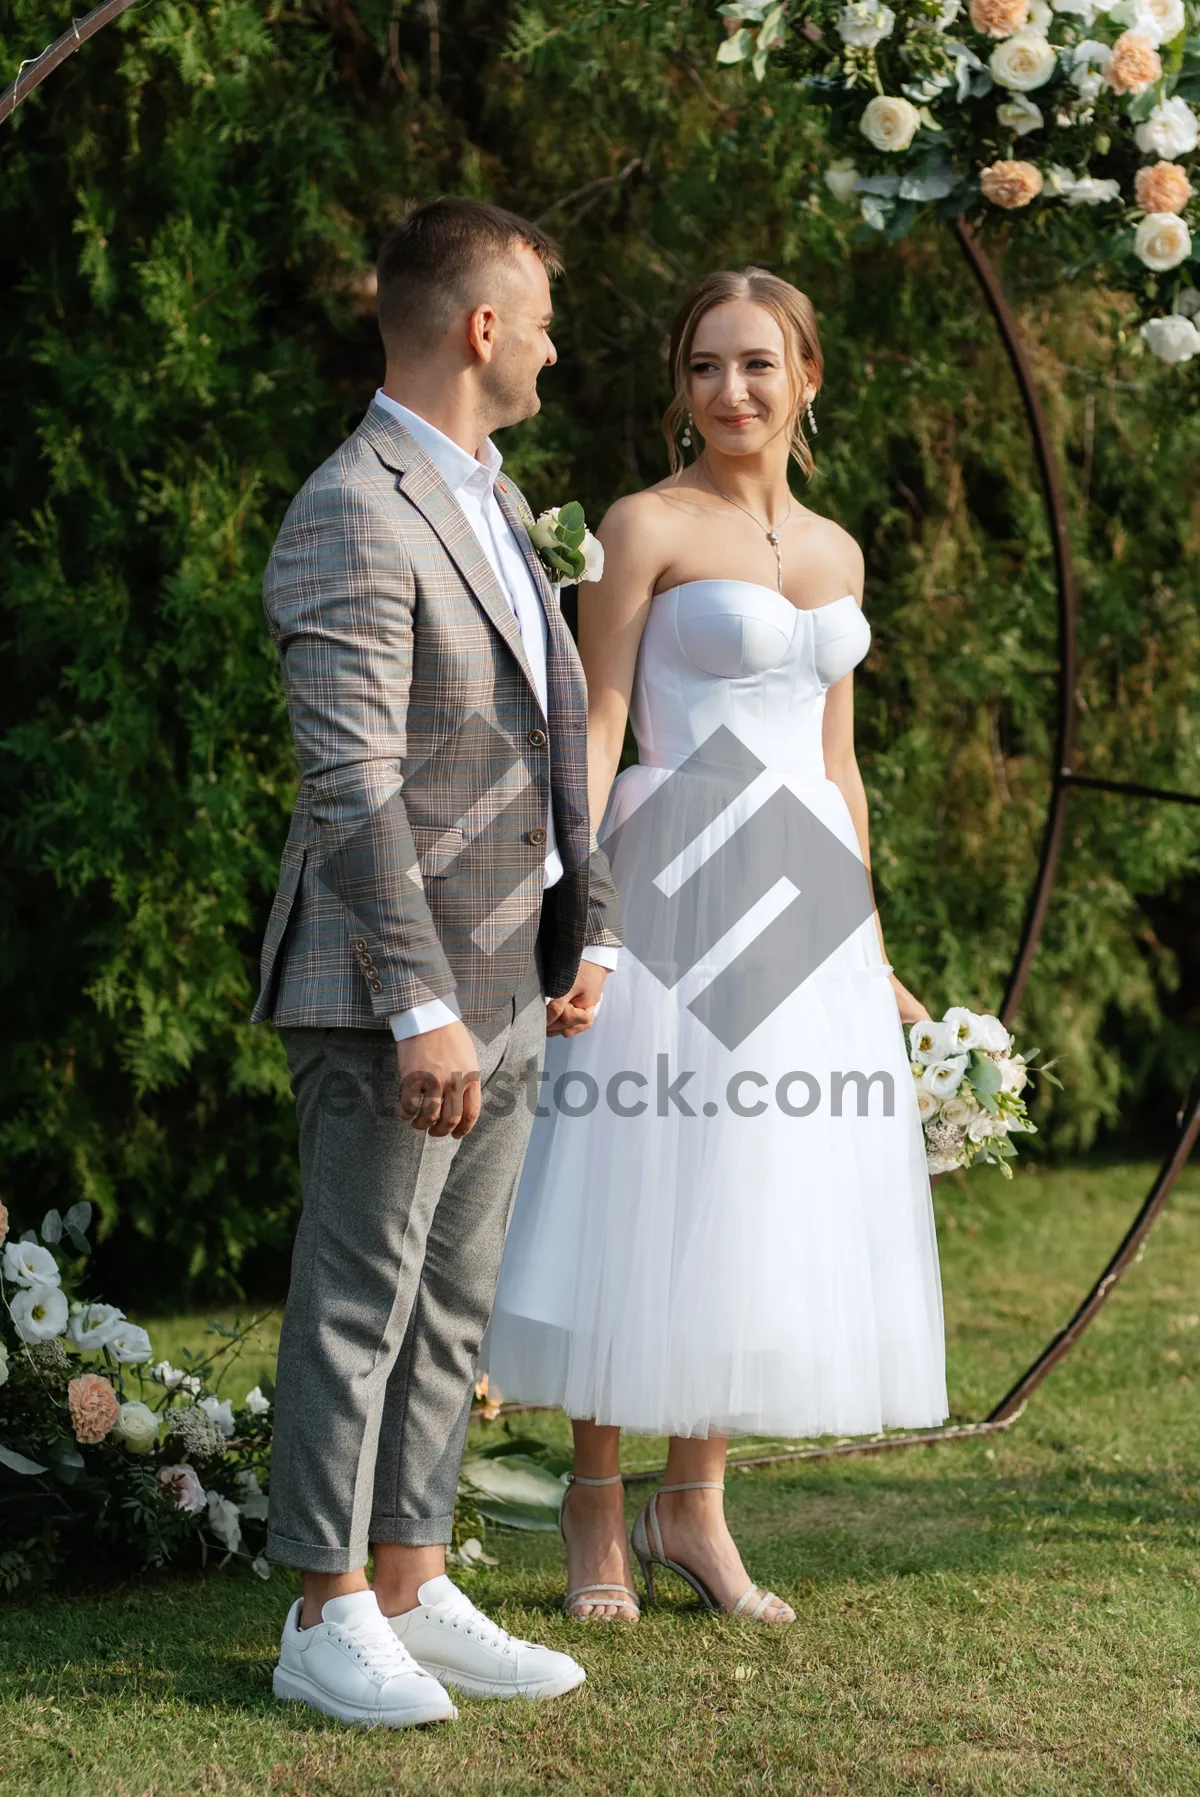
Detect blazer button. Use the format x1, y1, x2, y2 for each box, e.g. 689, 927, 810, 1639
528, 728, 547, 747
352, 938, 367, 953
369, 977, 383, 994
527, 826, 547, 845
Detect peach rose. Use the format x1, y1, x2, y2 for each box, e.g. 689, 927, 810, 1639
1105, 30, 1163, 93
1135, 160, 1195, 213
0, 1202, 7, 1249
980, 159, 1045, 207
67, 1372, 121, 1444
970, 0, 1030, 35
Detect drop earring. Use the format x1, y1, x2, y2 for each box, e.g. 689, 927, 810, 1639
681, 411, 693, 450
805, 399, 818, 437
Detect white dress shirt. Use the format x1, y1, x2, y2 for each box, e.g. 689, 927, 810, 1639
373, 392, 618, 1040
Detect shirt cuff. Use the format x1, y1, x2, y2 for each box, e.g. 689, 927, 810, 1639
580, 945, 620, 971
389, 994, 463, 1041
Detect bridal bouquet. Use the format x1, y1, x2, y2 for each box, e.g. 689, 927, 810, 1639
909, 1006, 1061, 1174
0, 1202, 274, 1591
714, 0, 1200, 360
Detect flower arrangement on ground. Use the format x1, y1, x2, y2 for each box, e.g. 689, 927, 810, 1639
909, 1006, 1062, 1174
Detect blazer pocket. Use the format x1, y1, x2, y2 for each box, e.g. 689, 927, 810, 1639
409, 823, 464, 879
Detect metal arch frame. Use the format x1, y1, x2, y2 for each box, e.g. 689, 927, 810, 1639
5, 21, 1200, 1465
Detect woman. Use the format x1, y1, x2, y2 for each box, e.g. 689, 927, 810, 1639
482, 268, 948, 1624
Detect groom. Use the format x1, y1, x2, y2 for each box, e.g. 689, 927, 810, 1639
252, 196, 623, 1726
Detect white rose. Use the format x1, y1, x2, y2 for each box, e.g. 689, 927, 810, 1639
922, 1055, 971, 1097
579, 530, 605, 582
974, 1014, 1013, 1052
990, 29, 1058, 88
1110, 0, 1184, 40
968, 1111, 1001, 1140
998, 93, 1045, 131
837, 0, 896, 46
10, 1282, 69, 1343
943, 1007, 985, 1052
937, 0, 963, 22
1177, 287, 1200, 317
108, 1322, 153, 1365
114, 1400, 160, 1455
940, 1094, 977, 1126
1135, 212, 1193, 270
1029, 0, 1053, 23
199, 1395, 237, 1438
1056, 172, 1122, 204
529, 509, 561, 552
244, 1385, 271, 1417
859, 95, 922, 152
916, 1087, 942, 1121
910, 1019, 956, 1063
206, 1490, 243, 1554
1140, 314, 1200, 361
0, 1341, 9, 1388
2, 1241, 61, 1289
825, 159, 861, 203
997, 1055, 1029, 1092
68, 1302, 126, 1351
1135, 96, 1200, 158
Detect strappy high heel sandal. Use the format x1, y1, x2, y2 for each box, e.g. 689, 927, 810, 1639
631, 1480, 796, 1623
559, 1472, 641, 1621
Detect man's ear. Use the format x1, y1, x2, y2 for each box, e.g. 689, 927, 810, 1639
466, 302, 499, 365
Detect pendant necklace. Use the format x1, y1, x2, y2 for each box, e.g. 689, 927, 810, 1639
699, 455, 793, 593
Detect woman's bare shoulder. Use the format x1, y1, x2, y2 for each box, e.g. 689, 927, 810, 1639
797, 508, 866, 598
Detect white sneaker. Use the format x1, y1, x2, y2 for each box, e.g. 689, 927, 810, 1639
389, 1575, 587, 1701
273, 1590, 458, 1728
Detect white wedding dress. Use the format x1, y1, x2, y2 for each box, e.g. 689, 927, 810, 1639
481, 579, 948, 1439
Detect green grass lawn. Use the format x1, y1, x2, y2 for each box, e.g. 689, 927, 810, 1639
3, 1157, 1200, 1795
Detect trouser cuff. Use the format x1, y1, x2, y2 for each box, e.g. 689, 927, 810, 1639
369, 1511, 456, 1548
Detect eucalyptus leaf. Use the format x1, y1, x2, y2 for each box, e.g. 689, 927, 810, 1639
0, 1446, 49, 1476
969, 1053, 1003, 1095
40, 1210, 63, 1245
64, 1202, 93, 1235
557, 501, 585, 533
66, 1227, 91, 1258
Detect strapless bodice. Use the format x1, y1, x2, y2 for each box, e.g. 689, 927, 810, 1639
627, 579, 871, 780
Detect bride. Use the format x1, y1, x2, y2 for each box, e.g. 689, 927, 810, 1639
481, 267, 948, 1625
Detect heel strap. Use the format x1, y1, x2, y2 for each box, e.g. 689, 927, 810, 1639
657, 1481, 725, 1493
565, 1472, 626, 1487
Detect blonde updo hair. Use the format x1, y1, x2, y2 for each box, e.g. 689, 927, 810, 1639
662, 267, 824, 478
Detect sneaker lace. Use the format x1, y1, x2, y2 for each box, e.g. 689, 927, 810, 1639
438, 1590, 521, 1656
334, 1613, 423, 1683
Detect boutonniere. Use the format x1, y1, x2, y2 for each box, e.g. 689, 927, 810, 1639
528, 502, 605, 587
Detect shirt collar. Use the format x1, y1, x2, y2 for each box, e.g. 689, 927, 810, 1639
373, 390, 502, 498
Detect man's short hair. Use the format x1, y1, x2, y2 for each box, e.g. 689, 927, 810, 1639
376, 197, 563, 356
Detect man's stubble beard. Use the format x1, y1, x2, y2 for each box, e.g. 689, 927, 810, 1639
479, 347, 543, 438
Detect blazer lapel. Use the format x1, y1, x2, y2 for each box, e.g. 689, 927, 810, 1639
359, 404, 541, 704
493, 476, 581, 699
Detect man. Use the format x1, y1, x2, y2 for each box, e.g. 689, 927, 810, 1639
252, 196, 623, 1727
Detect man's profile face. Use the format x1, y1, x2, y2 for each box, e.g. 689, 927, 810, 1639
483, 244, 558, 427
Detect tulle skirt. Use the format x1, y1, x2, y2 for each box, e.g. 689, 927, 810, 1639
481, 761, 949, 1439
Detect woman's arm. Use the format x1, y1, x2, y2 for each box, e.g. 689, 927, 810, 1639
576, 494, 662, 833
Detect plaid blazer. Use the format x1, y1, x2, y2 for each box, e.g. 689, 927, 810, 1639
251, 401, 623, 1031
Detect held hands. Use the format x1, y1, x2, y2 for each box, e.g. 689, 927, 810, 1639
889, 972, 930, 1027
546, 961, 609, 1038
395, 1020, 481, 1139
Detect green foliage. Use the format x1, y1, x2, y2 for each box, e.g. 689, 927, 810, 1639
0, 0, 1196, 1306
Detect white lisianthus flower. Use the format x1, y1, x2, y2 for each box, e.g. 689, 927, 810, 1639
1028, 0, 1054, 23
108, 1322, 153, 1365
922, 1055, 971, 1097
114, 1400, 160, 1455
1052, 0, 1107, 17
825, 159, 861, 203
0, 1341, 9, 1388
580, 530, 605, 581
206, 1490, 243, 1554
998, 92, 1045, 130
1135, 212, 1193, 270
68, 1303, 126, 1351
1047, 168, 1122, 204
244, 1385, 271, 1417
990, 29, 1058, 88
159, 1463, 207, 1513
1135, 96, 1200, 158
997, 1055, 1030, 1093
237, 1468, 271, 1519
916, 1087, 942, 1121
181, 1374, 202, 1396
199, 1394, 237, 1438
1070, 36, 1112, 97
943, 1007, 985, 1052
972, 1014, 1012, 1052
2, 1241, 61, 1289
837, 0, 896, 46
937, 0, 964, 22
968, 1110, 1003, 1140
10, 1282, 70, 1343
1110, 0, 1185, 41
1141, 314, 1200, 361
152, 1359, 186, 1389
859, 94, 922, 151
1175, 287, 1200, 317
910, 1019, 956, 1063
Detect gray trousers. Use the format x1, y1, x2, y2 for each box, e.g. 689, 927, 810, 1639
266, 940, 547, 1572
